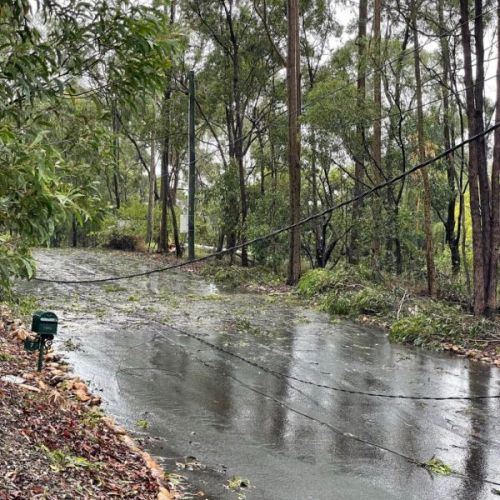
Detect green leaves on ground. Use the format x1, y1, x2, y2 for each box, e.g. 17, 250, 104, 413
40, 445, 101, 473
424, 457, 453, 476
135, 419, 150, 430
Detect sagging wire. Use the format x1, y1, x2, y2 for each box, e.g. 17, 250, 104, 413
34, 120, 500, 285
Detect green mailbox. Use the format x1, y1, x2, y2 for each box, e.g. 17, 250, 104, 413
31, 311, 58, 338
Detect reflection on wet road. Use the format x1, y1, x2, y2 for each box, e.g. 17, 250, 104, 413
20, 249, 500, 499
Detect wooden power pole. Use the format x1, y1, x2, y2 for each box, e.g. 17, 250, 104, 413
188, 70, 196, 260
287, 0, 301, 285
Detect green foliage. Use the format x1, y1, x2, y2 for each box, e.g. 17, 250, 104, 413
297, 265, 374, 299
320, 292, 353, 316
298, 267, 391, 317
298, 264, 496, 351
227, 476, 250, 491
40, 445, 100, 473
0, 0, 179, 288
0, 127, 90, 293
6, 294, 39, 322
246, 183, 289, 269
91, 198, 182, 252
352, 287, 394, 315
424, 457, 453, 476
135, 419, 150, 430
201, 263, 281, 289
297, 269, 338, 298
390, 302, 495, 347
81, 409, 104, 428
389, 315, 433, 344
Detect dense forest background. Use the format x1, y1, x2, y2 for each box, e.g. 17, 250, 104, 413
0, 0, 498, 317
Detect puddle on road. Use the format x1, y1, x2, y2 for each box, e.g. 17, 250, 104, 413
16, 249, 500, 500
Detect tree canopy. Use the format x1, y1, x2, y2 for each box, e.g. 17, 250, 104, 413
0, 0, 498, 316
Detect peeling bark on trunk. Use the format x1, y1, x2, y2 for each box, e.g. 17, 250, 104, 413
112, 101, 121, 210
488, 0, 500, 314
158, 1, 176, 254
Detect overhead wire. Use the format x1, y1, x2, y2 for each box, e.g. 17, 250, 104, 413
27, 5, 500, 486
155, 317, 500, 401
35, 7, 497, 177
169, 50, 498, 171
134, 320, 500, 486
43, 291, 500, 486
34, 119, 500, 284
120, 2, 496, 173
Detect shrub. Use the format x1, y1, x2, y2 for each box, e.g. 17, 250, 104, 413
298, 265, 372, 300
297, 269, 335, 298
201, 263, 281, 289
389, 301, 496, 347
320, 292, 353, 316
352, 286, 394, 315
389, 315, 434, 344
106, 230, 145, 252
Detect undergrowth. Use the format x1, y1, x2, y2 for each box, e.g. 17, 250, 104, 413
201, 262, 282, 289
297, 266, 497, 349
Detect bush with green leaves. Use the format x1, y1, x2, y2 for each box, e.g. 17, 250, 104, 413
352, 286, 394, 315
201, 262, 281, 289
320, 292, 353, 316
390, 301, 496, 347
0, 128, 88, 295
297, 269, 337, 298
297, 265, 373, 299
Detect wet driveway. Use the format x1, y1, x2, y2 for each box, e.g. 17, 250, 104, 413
19, 249, 500, 499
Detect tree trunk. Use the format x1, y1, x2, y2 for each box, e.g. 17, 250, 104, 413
71, 216, 77, 248
286, 0, 301, 285
158, 1, 176, 253
159, 84, 170, 253
412, 4, 436, 297
226, 9, 248, 267
169, 152, 182, 257
370, 0, 382, 265
349, 0, 368, 265
438, 0, 459, 274
488, 0, 500, 314
460, 0, 488, 315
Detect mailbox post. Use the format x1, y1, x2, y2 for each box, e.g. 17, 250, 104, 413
24, 311, 58, 371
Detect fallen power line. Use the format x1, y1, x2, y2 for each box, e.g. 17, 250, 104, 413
83, 295, 500, 487
76, 294, 500, 403
34, 121, 500, 285
163, 321, 500, 402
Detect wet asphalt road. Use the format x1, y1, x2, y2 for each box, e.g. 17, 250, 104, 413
19, 249, 500, 500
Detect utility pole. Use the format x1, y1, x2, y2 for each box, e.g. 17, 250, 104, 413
147, 99, 156, 250
188, 70, 196, 260
287, 0, 301, 285
112, 99, 121, 210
